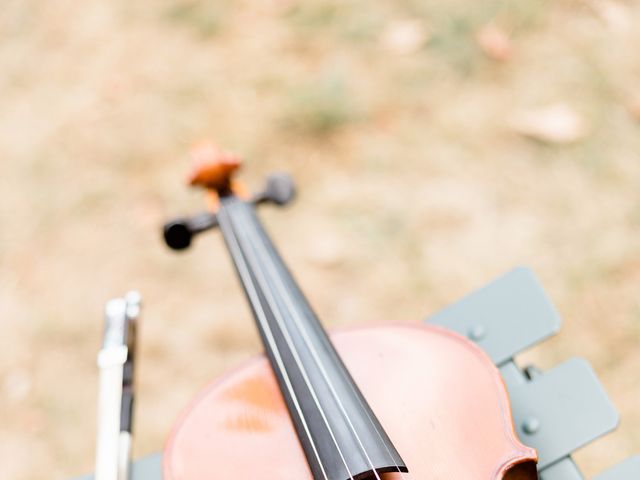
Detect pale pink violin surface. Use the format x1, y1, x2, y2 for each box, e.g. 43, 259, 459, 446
164, 324, 537, 479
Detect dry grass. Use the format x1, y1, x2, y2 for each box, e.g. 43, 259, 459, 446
1, 0, 639, 478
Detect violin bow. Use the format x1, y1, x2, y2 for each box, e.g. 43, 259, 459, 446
95, 292, 141, 480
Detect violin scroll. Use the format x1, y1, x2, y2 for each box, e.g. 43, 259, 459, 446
187, 141, 241, 192
162, 142, 296, 251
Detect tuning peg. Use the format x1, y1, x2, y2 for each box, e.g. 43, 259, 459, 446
253, 173, 296, 207
163, 171, 295, 252
163, 212, 218, 251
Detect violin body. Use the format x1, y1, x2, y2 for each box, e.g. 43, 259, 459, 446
163, 324, 537, 479
162, 144, 538, 480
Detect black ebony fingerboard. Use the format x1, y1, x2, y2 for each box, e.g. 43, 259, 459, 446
216, 196, 407, 480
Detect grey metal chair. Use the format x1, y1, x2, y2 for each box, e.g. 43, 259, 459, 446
428, 267, 639, 479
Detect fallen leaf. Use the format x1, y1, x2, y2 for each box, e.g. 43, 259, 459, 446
381, 19, 429, 56
590, 0, 631, 32
510, 104, 589, 144
4, 368, 32, 402
103, 74, 129, 102
476, 24, 512, 62
627, 95, 640, 122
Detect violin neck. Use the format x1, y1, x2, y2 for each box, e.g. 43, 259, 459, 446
216, 196, 407, 480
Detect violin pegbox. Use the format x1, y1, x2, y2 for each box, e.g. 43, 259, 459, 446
162, 141, 296, 251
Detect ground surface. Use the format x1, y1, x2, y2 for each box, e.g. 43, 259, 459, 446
1, 1, 639, 478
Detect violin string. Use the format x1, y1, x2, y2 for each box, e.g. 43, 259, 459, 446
226, 201, 355, 480
232, 201, 387, 480
238, 201, 405, 479
216, 205, 330, 480
236, 203, 395, 480
257, 233, 408, 480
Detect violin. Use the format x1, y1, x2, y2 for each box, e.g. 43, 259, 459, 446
161, 143, 538, 480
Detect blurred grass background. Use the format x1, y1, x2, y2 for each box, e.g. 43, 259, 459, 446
1, 0, 639, 478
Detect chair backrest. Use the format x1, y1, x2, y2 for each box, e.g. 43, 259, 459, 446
427, 267, 639, 480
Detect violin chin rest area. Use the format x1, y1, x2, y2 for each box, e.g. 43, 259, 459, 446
73, 267, 639, 480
